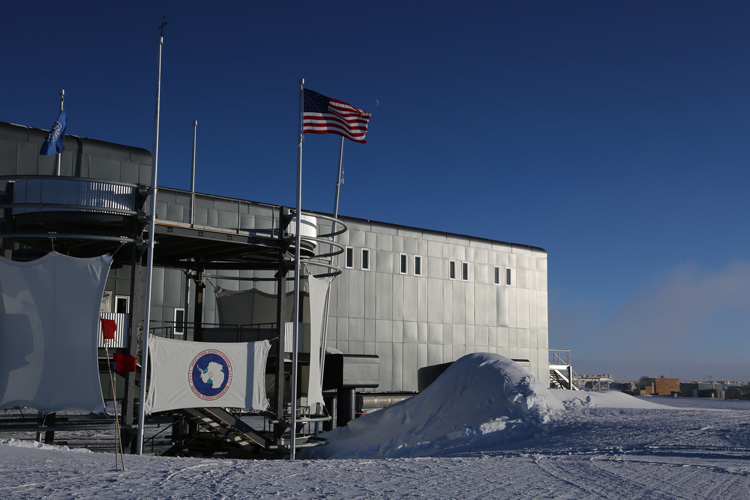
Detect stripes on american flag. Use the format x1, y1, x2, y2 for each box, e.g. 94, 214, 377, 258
303, 89, 372, 143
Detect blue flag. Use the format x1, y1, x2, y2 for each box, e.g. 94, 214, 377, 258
40, 109, 67, 155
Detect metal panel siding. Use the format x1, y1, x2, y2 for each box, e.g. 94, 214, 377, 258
375, 273, 392, 320
392, 342, 403, 392
403, 276, 418, 322
364, 272, 376, 319
453, 323, 465, 345
452, 282, 465, 325
151, 267, 165, 307
393, 321, 404, 343
164, 269, 183, 308
392, 274, 404, 321
348, 318, 365, 342
528, 291, 538, 330
417, 322, 428, 344
376, 320, 392, 343
376, 250, 393, 274
475, 284, 490, 326
402, 342, 418, 391
475, 326, 488, 347
376, 342, 393, 391
428, 343, 443, 366
427, 278, 443, 323
517, 288, 530, 329
428, 323, 442, 345
465, 283, 475, 325
442, 280, 453, 324
466, 325, 475, 348
365, 319, 376, 342
350, 273, 365, 319
417, 278, 428, 322
404, 321, 418, 343
377, 233, 393, 252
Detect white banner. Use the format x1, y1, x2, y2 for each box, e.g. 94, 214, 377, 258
146, 336, 270, 413
306, 274, 329, 407
0, 252, 112, 413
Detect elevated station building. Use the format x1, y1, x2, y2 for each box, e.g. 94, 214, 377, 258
0, 121, 549, 452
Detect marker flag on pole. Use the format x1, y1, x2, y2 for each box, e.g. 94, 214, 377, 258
101, 318, 117, 340
113, 353, 137, 373
40, 109, 67, 155
303, 89, 371, 143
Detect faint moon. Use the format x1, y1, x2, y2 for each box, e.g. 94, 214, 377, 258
375, 99, 380, 107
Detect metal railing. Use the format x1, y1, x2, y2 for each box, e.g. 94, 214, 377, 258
548, 349, 571, 366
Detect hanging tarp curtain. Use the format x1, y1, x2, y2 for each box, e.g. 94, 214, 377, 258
145, 336, 270, 413
0, 252, 112, 413
305, 273, 330, 407
215, 287, 308, 326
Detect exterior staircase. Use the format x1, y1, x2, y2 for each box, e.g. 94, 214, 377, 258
163, 407, 273, 458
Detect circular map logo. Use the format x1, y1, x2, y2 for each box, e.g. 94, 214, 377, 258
188, 349, 233, 401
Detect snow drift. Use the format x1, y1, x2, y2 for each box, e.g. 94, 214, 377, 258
305, 352, 565, 459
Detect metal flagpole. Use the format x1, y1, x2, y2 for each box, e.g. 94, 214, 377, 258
55, 89, 64, 176
190, 120, 197, 227
319, 137, 344, 388
290, 78, 305, 460
137, 16, 167, 455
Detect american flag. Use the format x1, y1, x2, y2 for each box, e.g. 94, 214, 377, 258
303, 89, 372, 143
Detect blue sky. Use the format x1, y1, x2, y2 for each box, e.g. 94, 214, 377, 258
3, 1, 749, 381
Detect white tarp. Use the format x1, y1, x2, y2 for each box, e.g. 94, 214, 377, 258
146, 336, 270, 413
305, 274, 330, 407
0, 252, 112, 413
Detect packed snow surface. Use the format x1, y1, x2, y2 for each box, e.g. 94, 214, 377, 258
2, 352, 750, 499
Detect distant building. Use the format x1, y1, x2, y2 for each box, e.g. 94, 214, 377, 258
725, 386, 750, 400
680, 382, 724, 399
639, 376, 680, 396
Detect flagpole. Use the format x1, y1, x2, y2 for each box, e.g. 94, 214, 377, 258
290, 78, 305, 460
137, 17, 167, 456
55, 89, 64, 176
190, 120, 197, 227
319, 137, 344, 391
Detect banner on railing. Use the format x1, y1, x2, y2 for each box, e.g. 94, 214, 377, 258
145, 336, 270, 413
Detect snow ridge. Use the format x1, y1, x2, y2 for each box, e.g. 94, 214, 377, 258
306, 353, 564, 459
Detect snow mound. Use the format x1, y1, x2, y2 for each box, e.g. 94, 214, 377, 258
0, 438, 92, 453
305, 353, 565, 459
556, 390, 675, 410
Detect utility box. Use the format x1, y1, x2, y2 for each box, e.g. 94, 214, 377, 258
323, 353, 380, 390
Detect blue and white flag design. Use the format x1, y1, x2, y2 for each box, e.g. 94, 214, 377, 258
40, 109, 67, 155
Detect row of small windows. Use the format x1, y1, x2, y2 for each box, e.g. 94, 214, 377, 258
344, 247, 513, 285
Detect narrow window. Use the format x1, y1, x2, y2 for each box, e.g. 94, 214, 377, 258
345, 246, 354, 268
174, 308, 186, 335
506, 268, 512, 286
100, 291, 113, 313
449, 260, 456, 279
400, 253, 407, 274
362, 248, 370, 270
414, 255, 422, 276
494, 267, 500, 285
462, 262, 469, 281
115, 295, 130, 314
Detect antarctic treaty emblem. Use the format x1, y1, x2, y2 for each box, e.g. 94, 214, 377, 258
189, 349, 233, 401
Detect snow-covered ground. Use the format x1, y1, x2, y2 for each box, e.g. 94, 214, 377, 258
2, 353, 749, 499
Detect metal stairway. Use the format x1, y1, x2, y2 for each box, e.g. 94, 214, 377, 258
163, 407, 273, 458
550, 368, 580, 390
